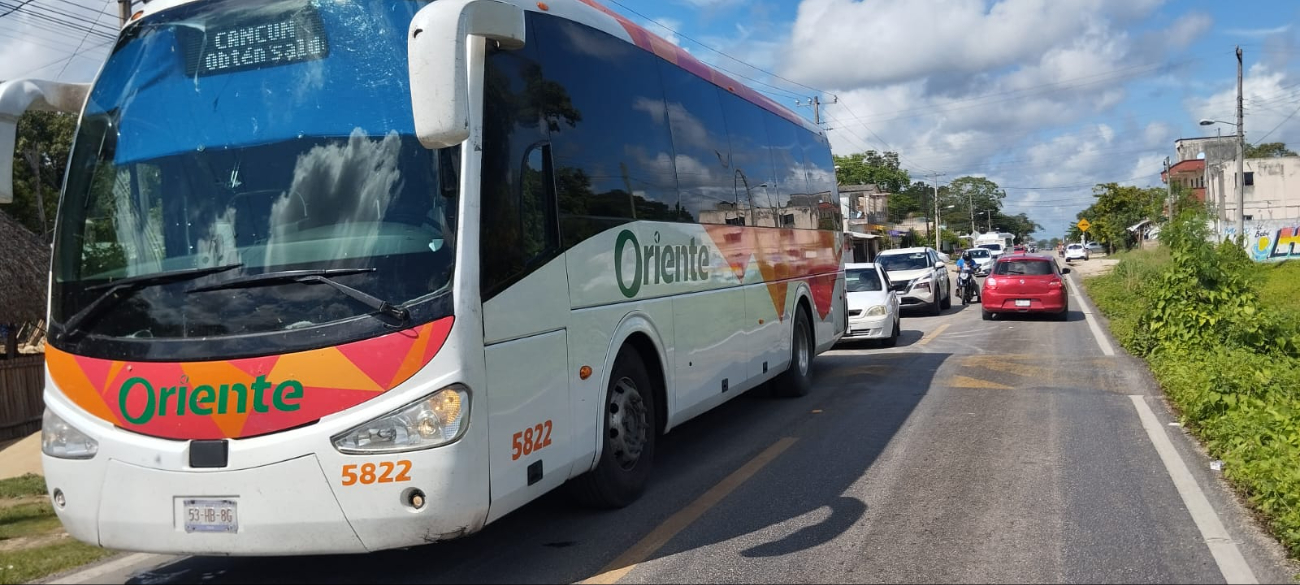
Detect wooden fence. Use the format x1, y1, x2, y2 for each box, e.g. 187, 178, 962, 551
1, 355, 44, 442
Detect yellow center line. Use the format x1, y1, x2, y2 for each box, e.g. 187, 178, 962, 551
579, 437, 799, 584
917, 323, 950, 347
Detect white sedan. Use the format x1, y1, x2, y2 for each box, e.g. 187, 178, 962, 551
841, 262, 901, 346
1064, 243, 1089, 261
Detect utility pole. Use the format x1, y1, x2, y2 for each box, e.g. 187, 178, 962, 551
118, 0, 131, 26
1236, 46, 1245, 242
968, 191, 975, 237
932, 172, 944, 251
796, 95, 835, 126
1170, 156, 1180, 220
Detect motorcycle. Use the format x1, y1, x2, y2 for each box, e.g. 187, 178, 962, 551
957, 264, 978, 305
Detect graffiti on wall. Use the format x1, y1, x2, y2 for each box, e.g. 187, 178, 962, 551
1248, 223, 1300, 262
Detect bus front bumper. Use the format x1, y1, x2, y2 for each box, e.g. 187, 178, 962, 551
43, 444, 489, 555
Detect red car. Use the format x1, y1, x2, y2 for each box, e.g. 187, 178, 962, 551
981, 255, 1069, 320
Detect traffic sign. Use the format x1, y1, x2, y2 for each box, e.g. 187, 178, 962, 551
1077, 219, 1091, 232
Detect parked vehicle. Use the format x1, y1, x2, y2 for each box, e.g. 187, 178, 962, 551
842, 263, 901, 346
876, 246, 952, 316
981, 256, 1070, 321
1085, 242, 1104, 255
1064, 243, 1089, 261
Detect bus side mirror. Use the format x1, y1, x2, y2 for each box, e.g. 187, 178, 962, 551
408, 0, 525, 150
0, 79, 88, 203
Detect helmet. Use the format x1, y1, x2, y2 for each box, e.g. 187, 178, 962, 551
962, 251, 972, 261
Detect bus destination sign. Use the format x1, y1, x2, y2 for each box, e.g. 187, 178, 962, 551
184, 5, 330, 77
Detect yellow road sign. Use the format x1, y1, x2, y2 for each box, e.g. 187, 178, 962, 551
1077, 219, 1091, 232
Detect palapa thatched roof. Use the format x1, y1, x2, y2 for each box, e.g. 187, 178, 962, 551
0, 210, 50, 326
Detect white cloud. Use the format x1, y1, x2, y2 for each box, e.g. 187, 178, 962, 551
0, 0, 116, 82
1225, 25, 1292, 38
1185, 64, 1300, 146
781, 0, 1166, 89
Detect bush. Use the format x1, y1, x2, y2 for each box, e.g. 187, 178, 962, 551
1089, 203, 1300, 557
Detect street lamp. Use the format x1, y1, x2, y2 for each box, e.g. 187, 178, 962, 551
1200, 117, 1245, 240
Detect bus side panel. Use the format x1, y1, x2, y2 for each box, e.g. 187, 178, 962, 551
484, 329, 572, 523
566, 300, 674, 476
671, 286, 747, 423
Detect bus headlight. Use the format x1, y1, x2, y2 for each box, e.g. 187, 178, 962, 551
866, 305, 887, 317
42, 409, 98, 460
332, 385, 470, 454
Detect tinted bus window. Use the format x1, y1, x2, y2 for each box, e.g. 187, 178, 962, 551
658, 61, 734, 225
481, 37, 558, 298
532, 14, 679, 246
765, 116, 811, 229
719, 90, 775, 227
799, 129, 840, 230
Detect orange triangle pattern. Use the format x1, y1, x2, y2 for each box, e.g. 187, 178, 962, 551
43, 317, 455, 440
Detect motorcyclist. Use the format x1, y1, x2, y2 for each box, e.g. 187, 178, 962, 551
956, 251, 978, 304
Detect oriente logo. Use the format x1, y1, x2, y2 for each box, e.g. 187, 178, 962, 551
614, 229, 711, 298
118, 375, 303, 425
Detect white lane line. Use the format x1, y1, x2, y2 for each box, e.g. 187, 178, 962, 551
49, 553, 175, 584
1063, 273, 1115, 356
1128, 395, 1258, 584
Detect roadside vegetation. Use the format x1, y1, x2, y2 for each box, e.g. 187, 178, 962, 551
0, 473, 114, 584
1085, 198, 1300, 557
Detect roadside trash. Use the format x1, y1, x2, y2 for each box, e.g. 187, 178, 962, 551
1210, 460, 1224, 471
1168, 422, 1182, 427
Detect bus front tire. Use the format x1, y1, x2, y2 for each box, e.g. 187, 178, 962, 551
569, 346, 658, 509
773, 307, 814, 398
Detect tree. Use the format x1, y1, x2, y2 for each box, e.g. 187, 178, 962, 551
6, 111, 77, 241
1065, 183, 1165, 251
942, 176, 1006, 235
833, 150, 910, 193
1244, 142, 1296, 158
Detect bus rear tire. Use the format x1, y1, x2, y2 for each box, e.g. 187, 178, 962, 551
773, 307, 814, 398
569, 346, 658, 509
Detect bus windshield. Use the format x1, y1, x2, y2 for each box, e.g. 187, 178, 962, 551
50, 0, 456, 358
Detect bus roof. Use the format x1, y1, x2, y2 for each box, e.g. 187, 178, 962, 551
127, 0, 820, 136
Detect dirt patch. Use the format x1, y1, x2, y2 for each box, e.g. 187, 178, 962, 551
0, 496, 45, 510
1058, 255, 1120, 278
0, 529, 70, 553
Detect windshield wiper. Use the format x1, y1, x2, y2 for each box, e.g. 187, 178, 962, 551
62, 263, 244, 339
187, 268, 409, 322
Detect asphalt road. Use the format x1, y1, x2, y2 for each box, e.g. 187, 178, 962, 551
55, 268, 1299, 584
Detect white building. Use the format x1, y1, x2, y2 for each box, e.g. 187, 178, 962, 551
1204, 156, 1300, 261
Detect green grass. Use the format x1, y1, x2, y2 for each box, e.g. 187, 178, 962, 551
0, 474, 47, 499
0, 539, 116, 585
1253, 260, 1300, 327
1088, 246, 1300, 557
0, 501, 62, 541
0, 474, 117, 584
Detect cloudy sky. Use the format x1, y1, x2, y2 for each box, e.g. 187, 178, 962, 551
2, 0, 1298, 238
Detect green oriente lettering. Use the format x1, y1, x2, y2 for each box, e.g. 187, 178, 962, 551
614, 230, 712, 298
117, 376, 304, 423
190, 385, 216, 416
120, 377, 156, 425
273, 380, 304, 411
218, 383, 248, 414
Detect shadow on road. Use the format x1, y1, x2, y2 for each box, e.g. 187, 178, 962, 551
128, 352, 948, 584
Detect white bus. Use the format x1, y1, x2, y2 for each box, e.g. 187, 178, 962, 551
0, 0, 845, 555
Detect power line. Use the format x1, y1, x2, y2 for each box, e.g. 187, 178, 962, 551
603, 0, 828, 97
0, 0, 35, 18
55, 0, 107, 80
1252, 101, 1300, 145
8, 36, 111, 78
